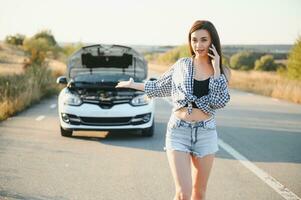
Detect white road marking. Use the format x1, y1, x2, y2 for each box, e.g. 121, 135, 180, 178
218, 139, 300, 200
162, 98, 300, 200
50, 104, 57, 109
272, 98, 280, 102
36, 115, 45, 121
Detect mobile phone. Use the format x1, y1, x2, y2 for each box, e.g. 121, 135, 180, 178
208, 44, 214, 60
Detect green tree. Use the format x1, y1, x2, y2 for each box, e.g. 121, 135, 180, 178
287, 36, 301, 80
229, 51, 257, 70
222, 55, 230, 67
33, 29, 63, 59
5, 34, 25, 45
33, 30, 57, 47
254, 55, 278, 71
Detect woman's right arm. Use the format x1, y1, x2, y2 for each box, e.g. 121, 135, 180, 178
116, 65, 174, 98
115, 78, 145, 91
144, 67, 173, 98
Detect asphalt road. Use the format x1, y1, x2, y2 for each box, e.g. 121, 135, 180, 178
0, 88, 301, 200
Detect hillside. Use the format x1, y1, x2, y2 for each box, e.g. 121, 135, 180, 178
0, 41, 66, 76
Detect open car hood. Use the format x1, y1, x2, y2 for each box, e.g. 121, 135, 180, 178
67, 44, 148, 82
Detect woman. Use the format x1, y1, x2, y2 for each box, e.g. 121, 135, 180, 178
116, 20, 231, 200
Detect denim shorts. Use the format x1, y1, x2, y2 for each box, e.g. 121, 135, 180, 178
164, 114, 219, 158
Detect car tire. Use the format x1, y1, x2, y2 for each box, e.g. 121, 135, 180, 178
60, 126, 73, 137
141, 120, 154, 137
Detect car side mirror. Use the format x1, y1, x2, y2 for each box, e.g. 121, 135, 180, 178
56, 76, 67, 84
149, 77, 157, 81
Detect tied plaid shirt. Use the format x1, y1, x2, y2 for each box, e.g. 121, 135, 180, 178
144, 57, 230, 115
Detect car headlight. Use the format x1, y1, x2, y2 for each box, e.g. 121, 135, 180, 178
62, 92, 82, 106
131, 94, 150, 106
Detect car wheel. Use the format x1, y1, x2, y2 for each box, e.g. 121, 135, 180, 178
141, 120, 154, 137
60, 126, 73, 137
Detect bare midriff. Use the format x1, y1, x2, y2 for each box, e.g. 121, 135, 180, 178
174, 107, 212, 122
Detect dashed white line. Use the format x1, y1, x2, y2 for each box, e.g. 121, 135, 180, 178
50, 104, 57, 109
162, 98, 300, 200
35, 115, 45, 121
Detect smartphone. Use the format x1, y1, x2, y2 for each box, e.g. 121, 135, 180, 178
208, 44, 214, 60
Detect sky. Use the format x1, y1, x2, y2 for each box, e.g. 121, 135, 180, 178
0, 0, 300, 46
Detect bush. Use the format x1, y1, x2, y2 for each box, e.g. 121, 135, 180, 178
157, 44, 190, 64
287, 36, 301, 80
33, 30, 63, 59
254, 55, 278, 71
229, 51, 257, 70
5, 34, 25, 46
33, 30, 57, 47
222, 55, 230, 67
22, 37, 52, 67
144, 53, 159, 62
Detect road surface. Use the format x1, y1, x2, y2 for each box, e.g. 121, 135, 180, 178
0, 84, 301, 200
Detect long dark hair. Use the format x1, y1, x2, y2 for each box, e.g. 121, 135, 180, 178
188, 20, 230, 80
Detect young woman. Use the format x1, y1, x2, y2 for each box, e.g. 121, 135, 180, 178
116, 20, 231, 200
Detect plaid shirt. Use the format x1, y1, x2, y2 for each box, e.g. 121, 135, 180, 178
145, 57, 230, 115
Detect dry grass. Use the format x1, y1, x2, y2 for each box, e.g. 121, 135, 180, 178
0, 42, 65, 121
148, 63, 171, 74
0, 63, 24, 75
0, 42, 25, 75
229, 70, 301, 104
0, 65, 59, 121
148, 62, 301, 104
46, 58, 66, 77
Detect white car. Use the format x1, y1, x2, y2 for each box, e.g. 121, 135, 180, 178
56, 44, 155, 137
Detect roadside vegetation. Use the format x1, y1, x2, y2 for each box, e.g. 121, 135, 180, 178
0, 30, 83, 121
145, 36, 301, 104
1, 30, 300, 121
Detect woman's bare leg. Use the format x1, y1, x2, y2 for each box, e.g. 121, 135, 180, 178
166, 150, 192, 200
190, 154, 215, 200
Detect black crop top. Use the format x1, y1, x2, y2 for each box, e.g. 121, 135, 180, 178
185, 78, 210, 108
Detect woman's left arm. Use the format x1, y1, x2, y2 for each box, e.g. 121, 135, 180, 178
195, 44, 230, 109
208, 44, 230, 109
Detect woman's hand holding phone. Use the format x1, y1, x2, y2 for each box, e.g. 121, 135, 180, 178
208, 44, 221, 78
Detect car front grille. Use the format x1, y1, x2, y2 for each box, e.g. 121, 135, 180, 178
62, 113, 151, 126
79, 116, 132, 126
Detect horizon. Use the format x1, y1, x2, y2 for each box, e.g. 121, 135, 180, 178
49, 40, 296, 47
56, 42, 295, 48
1, 40, 294, 47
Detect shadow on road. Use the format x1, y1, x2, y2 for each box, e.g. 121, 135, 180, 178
69, 120, 168, 153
